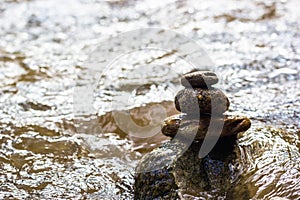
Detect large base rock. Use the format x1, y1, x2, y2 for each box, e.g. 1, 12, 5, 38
134, 127, 300, 199
134, 134, 239, 199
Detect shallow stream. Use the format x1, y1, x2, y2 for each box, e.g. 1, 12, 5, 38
0, 0, 299, 199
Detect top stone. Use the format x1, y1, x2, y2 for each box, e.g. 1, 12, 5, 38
181, 71, 218, 88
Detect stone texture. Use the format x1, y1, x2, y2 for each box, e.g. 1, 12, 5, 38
161, 114, 251, 140
174, 88, 230, 115
181, 71, 218, 88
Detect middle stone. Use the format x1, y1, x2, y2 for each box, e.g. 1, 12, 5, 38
174, 88, 230, 115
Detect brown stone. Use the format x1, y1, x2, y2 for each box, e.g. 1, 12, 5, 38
174, 88, 230, 115
161, 114, 251, 140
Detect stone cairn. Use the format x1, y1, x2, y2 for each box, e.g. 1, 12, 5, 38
161, 70, 251, 141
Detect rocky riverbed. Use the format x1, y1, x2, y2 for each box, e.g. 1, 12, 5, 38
0, 0, 299, 199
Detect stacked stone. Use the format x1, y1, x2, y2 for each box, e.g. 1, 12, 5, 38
161, 71, 251, 140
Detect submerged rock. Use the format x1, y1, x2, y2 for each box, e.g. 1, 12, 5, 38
134, 131, 238, 199
134, 127, 300, 199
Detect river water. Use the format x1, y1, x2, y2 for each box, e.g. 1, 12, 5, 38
0, 0, 299, 199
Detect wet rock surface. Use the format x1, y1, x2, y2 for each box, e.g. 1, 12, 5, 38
162, 113, 251, 139
181, 71, 219, 88
0, 0, 299, 199
175, 87, 230, 115
134, 137, 235, 199
134, 127, 300, 199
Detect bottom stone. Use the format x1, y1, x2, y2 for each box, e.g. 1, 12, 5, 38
135, 127, 300, 199
134, 136, 238, 199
